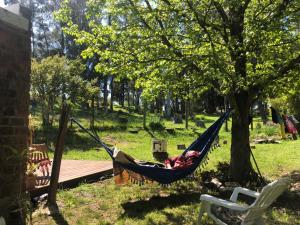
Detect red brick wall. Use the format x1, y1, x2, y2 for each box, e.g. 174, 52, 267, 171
0, 17, 31, 222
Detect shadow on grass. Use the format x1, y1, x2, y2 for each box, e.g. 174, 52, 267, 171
120, 192, 200, 219
273, 170, 300, 212
48, 204, 69, 225
145, 127, 156, 138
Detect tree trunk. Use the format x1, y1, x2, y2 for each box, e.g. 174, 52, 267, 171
164, 93, 172, 119
224, 96, 229, 132
127, 81, 130, 107
250, 106, 253, 130
135, 90, 141, 112
229, 94, 253, 183
103, 77, 108, 112
258, 100, 268, 124
185, 100, 189, 129
110, 76, 114, 111
143, 101, 147, 129
90, 96, 95, 129
119, 79, 125, 107
205, 89, 216, 114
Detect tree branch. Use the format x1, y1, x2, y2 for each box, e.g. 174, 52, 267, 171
212, 1, 229, 26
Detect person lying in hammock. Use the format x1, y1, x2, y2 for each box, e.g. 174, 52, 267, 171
165, 151, 200, 169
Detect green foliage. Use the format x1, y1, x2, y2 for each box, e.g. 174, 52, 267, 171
288, 93, 300, 118
31, 55, 97, 126
56, 0, 300, 101
256, 123, 262, 130
270, 96, 289, 114
264, 125, 278, 137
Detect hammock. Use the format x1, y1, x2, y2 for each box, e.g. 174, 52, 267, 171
71, 112, 230, 184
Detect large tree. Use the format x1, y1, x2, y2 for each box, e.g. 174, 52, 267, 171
57, 0, 300, 183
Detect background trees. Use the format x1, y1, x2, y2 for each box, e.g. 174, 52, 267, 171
31, 56, 97, 127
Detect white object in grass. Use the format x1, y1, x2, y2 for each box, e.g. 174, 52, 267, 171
0, 217, 6, 225
198, 177, 291, 225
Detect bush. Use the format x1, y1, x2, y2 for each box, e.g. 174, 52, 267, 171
264, 125, 278, 137
149, 122, 165, 131
256, 123, 262, 129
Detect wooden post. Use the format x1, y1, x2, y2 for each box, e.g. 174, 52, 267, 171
48, 104, 69, 205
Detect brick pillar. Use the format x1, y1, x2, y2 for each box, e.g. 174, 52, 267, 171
0, 4, 31, 224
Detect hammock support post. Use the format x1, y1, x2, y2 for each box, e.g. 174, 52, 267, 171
48, 104, 70, 205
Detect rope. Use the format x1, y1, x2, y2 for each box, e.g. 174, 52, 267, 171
70, 117, 114, 158
249, 148, 266, 185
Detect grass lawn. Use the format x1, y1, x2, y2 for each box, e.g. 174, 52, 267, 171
30, 108, 300, 225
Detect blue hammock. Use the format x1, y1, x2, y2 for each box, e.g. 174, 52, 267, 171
71, 112, 229, 184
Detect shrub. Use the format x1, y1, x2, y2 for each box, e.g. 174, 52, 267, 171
256, 123, 262, 130
149, 122, 165, 131
264, 125, 278, 137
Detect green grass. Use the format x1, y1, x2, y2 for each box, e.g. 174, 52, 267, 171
30, 107, 300, 225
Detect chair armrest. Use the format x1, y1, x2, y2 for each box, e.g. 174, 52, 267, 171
230, 187, 260, 202
200, 194, 248, 211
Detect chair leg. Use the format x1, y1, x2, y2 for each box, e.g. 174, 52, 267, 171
198, 202, 207, 225
256, 217, 265, 225
0, 217, 6, 225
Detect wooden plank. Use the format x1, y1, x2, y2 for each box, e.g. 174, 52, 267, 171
30, 160, 113, 197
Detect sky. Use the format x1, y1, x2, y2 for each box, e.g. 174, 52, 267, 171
0, 0, 5, 8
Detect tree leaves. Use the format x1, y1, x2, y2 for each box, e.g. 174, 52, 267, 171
56, 0, 300, 102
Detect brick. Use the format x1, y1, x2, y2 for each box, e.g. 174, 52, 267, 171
14, 126, 28, 135
0, 126, 14, 135
10, 117, 25, 126
0, 117, 10, 125
7, 90, 16, 98
3, 107, 16, 116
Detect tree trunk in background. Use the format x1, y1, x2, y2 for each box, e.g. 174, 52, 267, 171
119, 79, 125, 107
127, 81, 130, 107
150, 102, 155, 113
229, 93, 253, 183
143, 101, 147, 129
185, 100, 189, 129
164, 94, 172, 119
205, 89, 216, 114
258, 100, 268, 124
155, 98, 161, 113
90, 96, 95, 129
110, 76, 114, 111
175, 98, 179, 113
224, 96, 229, 132
135, 90, 141, 112
103, 77, 108, 112
59, 23, 65, 56
250, 106, 253, 130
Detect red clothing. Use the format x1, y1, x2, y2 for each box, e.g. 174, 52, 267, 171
165, 151, 200, 169
283, 115, 298, 134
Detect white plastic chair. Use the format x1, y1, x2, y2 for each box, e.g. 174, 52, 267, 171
0, 217, 6, 225
198, 177, 291, 225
